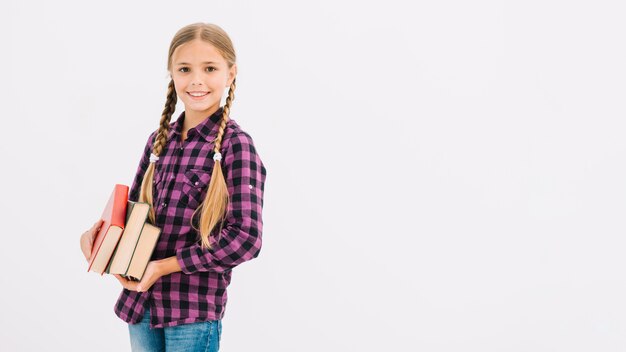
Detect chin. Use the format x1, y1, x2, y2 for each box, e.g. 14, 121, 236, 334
189, 103, 217, 112
185, 100, 210, 108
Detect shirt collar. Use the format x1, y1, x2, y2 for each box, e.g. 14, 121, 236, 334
170, 106, 224, 142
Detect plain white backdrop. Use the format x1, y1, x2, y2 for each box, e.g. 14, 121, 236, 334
1, 0, 626, 351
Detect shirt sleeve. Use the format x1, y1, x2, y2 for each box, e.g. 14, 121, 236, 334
129, 131, 156, 203
175, 131, 267, 274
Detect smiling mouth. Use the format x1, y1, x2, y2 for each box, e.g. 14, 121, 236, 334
187, 91, 210, 98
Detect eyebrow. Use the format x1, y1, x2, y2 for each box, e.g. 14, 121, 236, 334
174, 61, 218, 66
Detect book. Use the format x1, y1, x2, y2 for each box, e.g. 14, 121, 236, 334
87, 184, 129, 275
123, 222, 161, 281
106, 201, 150, 275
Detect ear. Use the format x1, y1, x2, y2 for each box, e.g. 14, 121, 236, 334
227, 64, 238, 87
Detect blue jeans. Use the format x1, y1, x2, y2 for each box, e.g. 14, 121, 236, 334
128, 308, 222, 352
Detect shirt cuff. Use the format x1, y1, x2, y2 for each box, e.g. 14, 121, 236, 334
175, 245, 205, 274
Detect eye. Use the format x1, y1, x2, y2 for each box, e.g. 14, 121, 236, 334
205, 66, 217, 72
178, 67, 190, 73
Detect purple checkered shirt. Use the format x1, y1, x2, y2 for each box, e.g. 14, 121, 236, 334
114, 107, 266, 328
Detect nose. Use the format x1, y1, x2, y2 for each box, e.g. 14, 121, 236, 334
191, 72, 203, 86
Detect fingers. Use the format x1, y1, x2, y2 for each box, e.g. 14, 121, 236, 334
91, 219, 103, 232
113, 274, 126, 288
114, 274, 138, 291
86, 220, 103, 242
80, 220, 104, 262
82, 244, 91, 261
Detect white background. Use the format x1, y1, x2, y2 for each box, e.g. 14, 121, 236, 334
1, 0, 625, 351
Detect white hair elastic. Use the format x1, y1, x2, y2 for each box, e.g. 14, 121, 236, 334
213, 152, 222, 162
149, 153, 159, 163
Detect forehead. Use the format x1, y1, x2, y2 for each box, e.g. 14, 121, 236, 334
172, 39, 225, 64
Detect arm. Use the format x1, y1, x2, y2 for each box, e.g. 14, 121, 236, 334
174, 131, 267, 275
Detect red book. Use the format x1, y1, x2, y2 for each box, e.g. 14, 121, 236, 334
87, 184, 129, 275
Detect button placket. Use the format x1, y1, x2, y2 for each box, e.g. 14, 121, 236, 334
157, 139, 183, 211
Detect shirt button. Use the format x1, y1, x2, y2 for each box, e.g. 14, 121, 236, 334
194, 181, 199, 186
161, 202, 167, 207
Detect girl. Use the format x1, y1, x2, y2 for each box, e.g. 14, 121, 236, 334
80, 22, 267, 351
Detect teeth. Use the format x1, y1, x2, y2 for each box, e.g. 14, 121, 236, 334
189, 92, 208, 97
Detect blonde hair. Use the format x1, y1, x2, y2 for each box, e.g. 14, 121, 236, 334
138, 23, 237, 250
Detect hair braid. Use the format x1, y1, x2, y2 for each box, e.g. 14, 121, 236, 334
193, 78, 236, 249
139, 79, 177, 224
215, 78, 235, 152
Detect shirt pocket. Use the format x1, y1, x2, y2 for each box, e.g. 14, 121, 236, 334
181, 168, 212, 209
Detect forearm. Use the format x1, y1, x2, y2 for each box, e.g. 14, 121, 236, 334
156, 256, 182, 276
175, 225, 262, 274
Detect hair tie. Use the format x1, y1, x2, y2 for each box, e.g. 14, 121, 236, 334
213, 152, 222, 162
149, 153, 159, 163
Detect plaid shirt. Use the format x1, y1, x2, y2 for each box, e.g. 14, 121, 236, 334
114, 107, 266, 328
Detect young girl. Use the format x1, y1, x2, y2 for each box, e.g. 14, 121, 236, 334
80, 22, 266, 351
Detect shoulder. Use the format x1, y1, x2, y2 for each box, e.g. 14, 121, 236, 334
219, 119, 266, 178
223, 119, 257, 151
136, 129, 159, 159
144, 122, 175, 149
144, 128, 159, 146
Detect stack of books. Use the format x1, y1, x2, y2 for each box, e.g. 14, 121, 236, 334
87, 184, 161, 281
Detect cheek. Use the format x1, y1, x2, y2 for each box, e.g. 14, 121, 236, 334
207, 74, 229, 87
172, 79, 188, 96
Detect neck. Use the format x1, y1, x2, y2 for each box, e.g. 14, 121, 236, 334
183, 105, 221, 131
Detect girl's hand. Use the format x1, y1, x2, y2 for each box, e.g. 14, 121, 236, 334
113, 261, 163, 292
80, 220, 103, 262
